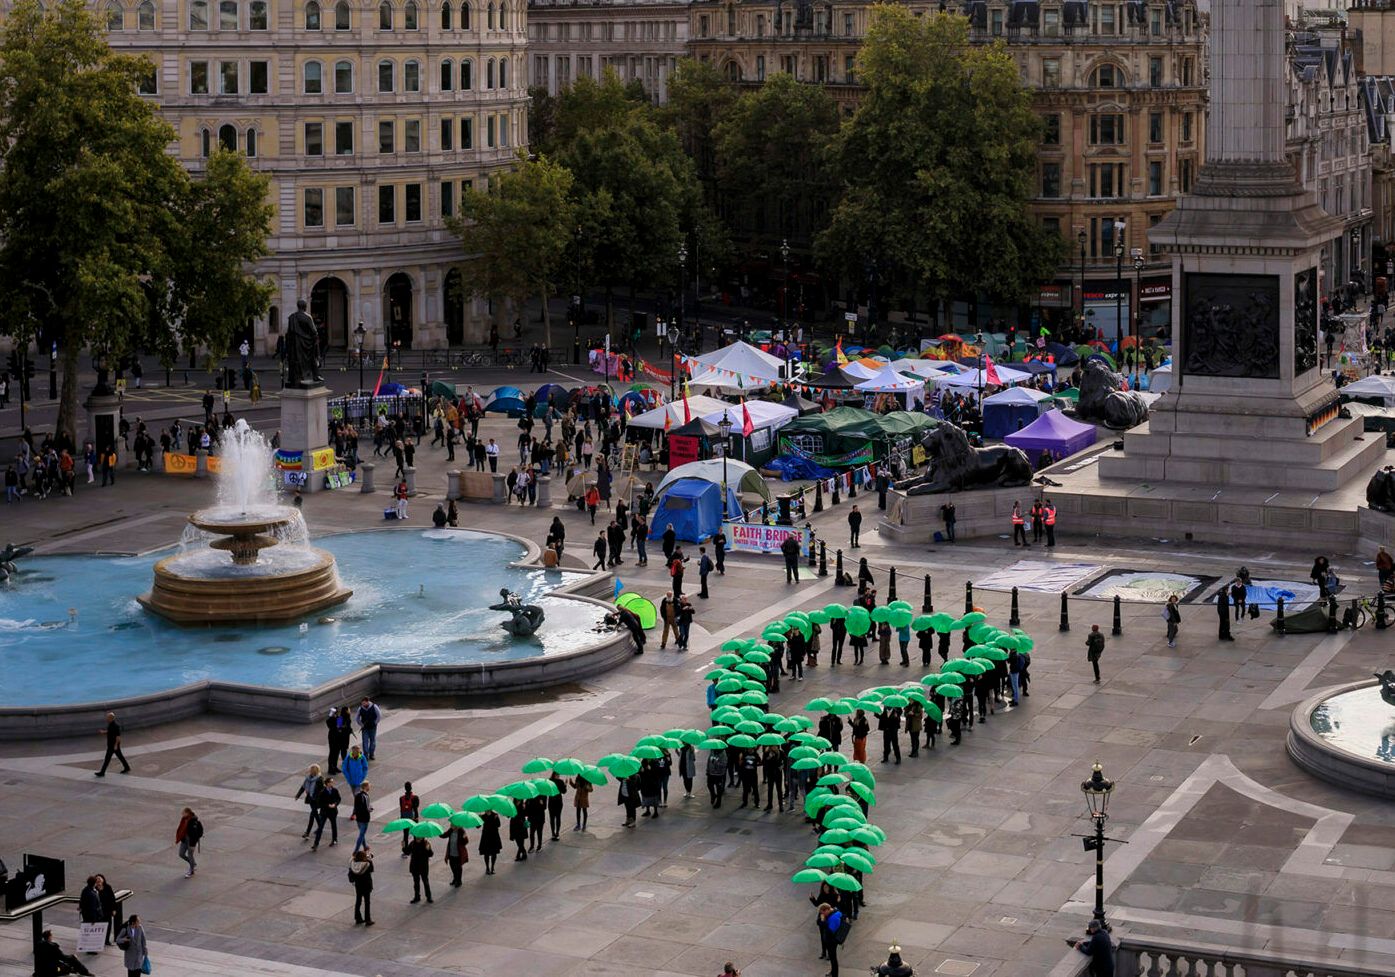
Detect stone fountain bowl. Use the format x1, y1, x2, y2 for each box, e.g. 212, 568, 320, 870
188, 504, 297, 536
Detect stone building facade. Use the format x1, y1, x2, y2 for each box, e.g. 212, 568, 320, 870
685, 0, 1208, 336
86, 0, 529, 352
527, 0, 687, 102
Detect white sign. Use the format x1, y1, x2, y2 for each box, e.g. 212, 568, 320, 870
725, 522, 809, 556
844, 312, 858, 322
77, 923, 107, 954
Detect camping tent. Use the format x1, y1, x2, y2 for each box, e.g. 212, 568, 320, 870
891, 358, 957, 378
1340, 374, 1395, 407
854, 365, 927, 393
778, 407, 937, 463
1147, 364, 1172, 394
646, 478, 739, 543
627, 395, 735, 430
936, 365, 1031, 393
782, 391, 823, 415
687, 341, 787, 390
484, 386, 526, 414
1002, 409, 1097, 462
657, 458, 773, 501
615, 592, 658, 630
982, 386, 1053, 439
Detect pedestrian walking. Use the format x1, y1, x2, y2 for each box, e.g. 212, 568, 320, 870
706, 747, 727, 808
351, 782, 372, 851
1217, 586, 1234, 641
1164, 595, 1181, 648
781, 533, 801, 583
1086, 625, 1105, 683
357, 697, 381, 761
295, 764, 324, 837
678, 742, 696, 798
349, 850, 375, 925
444, 825, 468, 886
95, 711, 130, 777
312, 778, 340, 850
343, 745, 368, 794
698, 546, 713, 598
592, 531, 607, 570
175, 807, 203, 877
478, 811, 502, 874
848, 505, 862, 547
659, 594, 677, 650
1011, 501, 1028, 546
115, 914, 147, 977
1378, 546, 1394, 590
406, 836, 434, 903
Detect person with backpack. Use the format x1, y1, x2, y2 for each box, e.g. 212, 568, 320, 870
294, 764, 324, 839
348, 849, 374, 926
818, 902, 847, 977
175, 808, 202, 877
398, 782, 419, 856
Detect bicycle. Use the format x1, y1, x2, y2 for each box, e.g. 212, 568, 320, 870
497, 348, 524, 369
1343, 594, 1394, 629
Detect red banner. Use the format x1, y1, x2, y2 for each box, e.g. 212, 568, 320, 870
668, 435, 700, 468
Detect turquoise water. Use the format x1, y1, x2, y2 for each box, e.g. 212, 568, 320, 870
0, 530, 600, 706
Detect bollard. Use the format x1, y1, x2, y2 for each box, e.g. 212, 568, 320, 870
808, 533, 818, 570
1378, 591, 1389, 631
1276, 596, 1286, 635
964, 581, 974, 613
1327, 596, 1339, 633
1009, 587, 1021, 627
536, 475, 552, 508
889, 567, 898, 601
832, 475, 841, 506
819, 540, 829, 577
814, 479, 824, 513
446, 469, 462, 501
848, 472, 857, 498
405, 465, 417, 496
1111, 595, 1122, 636
1059, 590, 1070, 632
359, 462, 376, 493
923, 574, 933, 613
835, 549, 849, 586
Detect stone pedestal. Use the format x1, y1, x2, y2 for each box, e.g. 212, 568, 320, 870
83, 391, 123, 465
446, 470, 462, 500
279, 385, 332, 493
491, 473, 509, 504
359, 462, 376, 493
405, 466, 417, 496
537, 476, 553, 508
195, 448, 209, 478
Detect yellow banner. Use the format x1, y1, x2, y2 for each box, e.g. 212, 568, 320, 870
163, 452, 221, 475
311, 447, 337, 471
912, 445, 927, 466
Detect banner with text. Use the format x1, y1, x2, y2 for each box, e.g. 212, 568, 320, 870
724, 521, 810, 556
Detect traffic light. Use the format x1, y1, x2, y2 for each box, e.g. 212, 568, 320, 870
6, 350, 17, 379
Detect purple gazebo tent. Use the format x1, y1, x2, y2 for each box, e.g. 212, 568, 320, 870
1002, 409, 1097, 463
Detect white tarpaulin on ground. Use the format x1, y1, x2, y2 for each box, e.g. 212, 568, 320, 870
1209, 579, 1322, 610
1078, 571, 1205, 603
976, 560, 1103, 594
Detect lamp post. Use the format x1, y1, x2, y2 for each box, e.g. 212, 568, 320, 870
718, 410, 733, 519
1080, 761, 1116, 931
677, 243, 688, 401
1131, 252, 1144, 389
779, 238, 791, 328
1077, 228, 1088, 335
1352, 227, 1362, 291
975, 330, 985, 424
1113, 238, 1125, 350
354, 321, 366, 395
573, 224, 584, 366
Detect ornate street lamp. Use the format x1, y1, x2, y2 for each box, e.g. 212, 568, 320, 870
1077, 228, 1088, 330
676, 243, 688, 402
354, 321, 366, 395
1114, 238, 1125, 349
1132, 251, 1145, 389
1080, 761, 1116, 931
718, 410, 733, 519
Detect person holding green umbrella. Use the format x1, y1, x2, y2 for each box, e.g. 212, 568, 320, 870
526, 794, 547, 852
850, 709, 870, 763
738, 748, 760, 808
762, 746, 785, 813
678, 741, 697, 799
509, 805, 529, 859
406, 831, 433, 904
639, 759, 663, 819
478, 810, 502, 874
706, 745, 728, 808
547, 773, 568, 840
618, 769, 640, 827
905, 702, 923, 758
444, 820, 468, 887
878, 707, 902, 765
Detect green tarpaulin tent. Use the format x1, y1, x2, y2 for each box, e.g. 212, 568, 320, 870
779, 408, 937, 460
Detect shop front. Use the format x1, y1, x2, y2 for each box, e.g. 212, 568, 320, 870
1082, 282, 1130, 344
1138, 277, 1172, 339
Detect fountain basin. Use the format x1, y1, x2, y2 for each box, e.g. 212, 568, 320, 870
1289, 681, 1395, 798
139, 546, 351, 624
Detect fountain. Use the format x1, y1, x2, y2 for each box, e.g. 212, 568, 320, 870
138, 420, 351, 625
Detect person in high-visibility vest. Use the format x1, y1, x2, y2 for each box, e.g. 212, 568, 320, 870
1043, 500, 1057, 548
1011, 502, 1028, 547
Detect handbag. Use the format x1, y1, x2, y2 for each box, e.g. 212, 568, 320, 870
1249, 603, 1260, 619
142, 955, 153, 975
834, 915, 853, 945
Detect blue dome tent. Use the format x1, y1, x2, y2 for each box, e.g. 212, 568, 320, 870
484, 386, 527, 415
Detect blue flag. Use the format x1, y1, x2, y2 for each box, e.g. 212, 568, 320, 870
614, 579, 624, 599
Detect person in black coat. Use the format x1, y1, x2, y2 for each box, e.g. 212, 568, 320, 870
1216, 586, 1234, 641
95, 875, 118, 945
618, 773, 640, 826
477, 811, 502, 875
1070, 920, 1115, 977
547, 774, 568, 840
406, 837, 433, 903
509, 810, 529, 859
879, 707, 902, 764
348, 850, 374, 925
661, 525, 677, 564
829, 616, 847, 665
525, 795, 546, 852
35, 930, 92, 977
917, 627, 935, 667
78, 876, 103, 928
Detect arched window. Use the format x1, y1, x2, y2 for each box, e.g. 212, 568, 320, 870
334, 59, 353, 93
249, 0, 267, 28
486, 1, 493, 28
498, 0, 506, 28
377, 59, 394, 92
105, 3, 123, 31
304, 0, 320, 28
460, 58, 472, 90
404, 59, 420, 91
724, 59, 741, 81
218, 124, 237, 151
189, 0, 208, 29
200, 128, 211, 157
138, 0, 155, 28
334, 0, 350, 28
459, 1, 468, 28
303, 60, 323, 93
486, 57, 494, 89
499, 56, 507, 88
246, 128, 257, 157
1093, 63, 1120, 88
440, 0, 450, 28
378, 1, 392, 28
218, 0, 237, 28
404, 0, 417, 28
440, 57, 453, 91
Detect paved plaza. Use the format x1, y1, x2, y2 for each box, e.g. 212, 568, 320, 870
3, 400, 1395, 977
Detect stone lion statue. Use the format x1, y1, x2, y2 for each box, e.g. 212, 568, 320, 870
1076, 359, 1150, 430
1367, 466, 1395, 514
490, 588, 545, 637
895, 423, 1033, 495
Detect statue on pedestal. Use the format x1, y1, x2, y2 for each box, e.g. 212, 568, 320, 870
491, 588, 545, 636
285, 299, 324, 388
1076, 360, 1149, 430
895, 423, 1032, 495
1366, 466, 1395, 513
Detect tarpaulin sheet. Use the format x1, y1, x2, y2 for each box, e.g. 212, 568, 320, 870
976, 560, 1103, 594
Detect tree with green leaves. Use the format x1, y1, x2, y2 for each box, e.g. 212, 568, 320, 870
448, 153, 576, 348
0, 0, 272, 441
660, 58, 737, 202
819, 8, 1063, 327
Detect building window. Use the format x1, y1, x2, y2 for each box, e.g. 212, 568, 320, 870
378, 184, 395, 223
441, 180, 454, 217
1041, 163, 1061, 198
220, 61, 238, 93
1093, 63, 1118, 88
189, 0, 208, 29
138, 0, 155, 28
336, 119, 354, 154
138, 66, 157, 93
379, 1, 392, 28
249, 0, 267, 28
486, 57, 494, 89
1181, 57, 1193, 86
405, 118, 420, 151
404, 60, 419, 91
698, 13, 708, 36
1181, 112, 1193, 142
1150, 7, 1161, 34
991, 8, 1003, 34
1148, 111, 1162, 144
219, 0, 237, 30
499, 57, 508, 88
1042, 58, 1060, 87
461, 59, 473, 89
404, 0, 417, 28
1043, 113, 1060, 145
1089, 162, 1125, 198
305, 121, 323, 155
1148, 160, 1163, 195
246, 128, 257, 156
441, 0, 451, 27
843, 11, 853, 34
498, 1, 506, 28
499, 114, 508, 146
1043, 216, 1061, 237
1096, 3, 1114, 33
441, 58, 454, 91
250, 60, 268, 93
200, 128, 211, 157
305, 187, 324, 227
487, 1, 494, 27
378, 60, 394, 92
405, 183, 422, 221
218, 124, 237, 151
460, 0, 469, 28
106, 3, 123, 31
305, 0, 320, 28
1043, 8, 1059, 34
1180, 158, 1193, 192
378, 119, 393, 153
303, 60, 322, 93
334, 0, 350, 29
335, 60, 353, 93
190, 60, 210, 93
1089, 113, 1124, 145
756, 55, 765, 81
1148, 56, 1162, 87
440, 117, 453, 150
335, 186, 354, 226
487, 114, 495, 148
461, 116, 473, 148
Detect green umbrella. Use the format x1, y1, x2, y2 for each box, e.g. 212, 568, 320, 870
715, 694, 744, 706
706, 725, 736, 738
842, 763, 876, 789
911, 615, 935, 631
937, 684, 965, 698
941, 659, 974, 674
698, 738, 729, 750
789, 745, 821, 760
716, 679, 744, 693
497, 781, 539, 800
888, 600, 914, 614
921, 673, 943, 686
739, 690, 769, 705
805, 852, 842, 869
855, 699, 884, 715
828, 806, 867, 824
890, 609, 914, 629
581, 765, 609, 785
800, 734, 833, 750
791, 868, 828, 884
808, 610, 830, 625
846, 607, 872, 636
721, 638, 752, 652
742, 650, 771, 663
840, 850, 877, 873
848, 781, 877, 805
806, 697, 834, 712
420, 802, 455, 819
459, 796, 494, 814
819, 751, 849, 767
774, 719, 802, 734
977, 647, 1009, 661
792, 757, 823, 771
958, 660, 988, 675
789, 716, 815, 730
635, 735, 669, 748
927, 612, 956, 632
960, 611, 987, 627
596, 753, 629, 768
820, 828, 853, 845
553, 758, 587, 776
713, 653, 742, 666
762, 630, 788, 645
816, 773, 849, 787
826, 817, 864, 831
381, 818, 415, 833
740, 679, 767, 693
449, 811, 484, 829
610, 758, 641, 778
826, 872, 863, 892
705, 668, 735, 681
728, 734, 758, 749
486, 795, 518, 817
631, 745, 664, 760
849, 827, 884, 847
679, 730, 706, 746
755, 733, 785, 746
823, 603, 849, 619
881, 694, 910, 709
711, 706, 743, 723
923, 702, 943, 722
826, 701, 855, 716
821, 795, 859, 811
936, 671, 966, 685
520, 758, 553, 774
731, 720, 762, 735
530, 778, 561, 797
871, 606, 893, 624
738, 705, 766, 720
735, 663, 767, 679
409, 820, 445, 838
